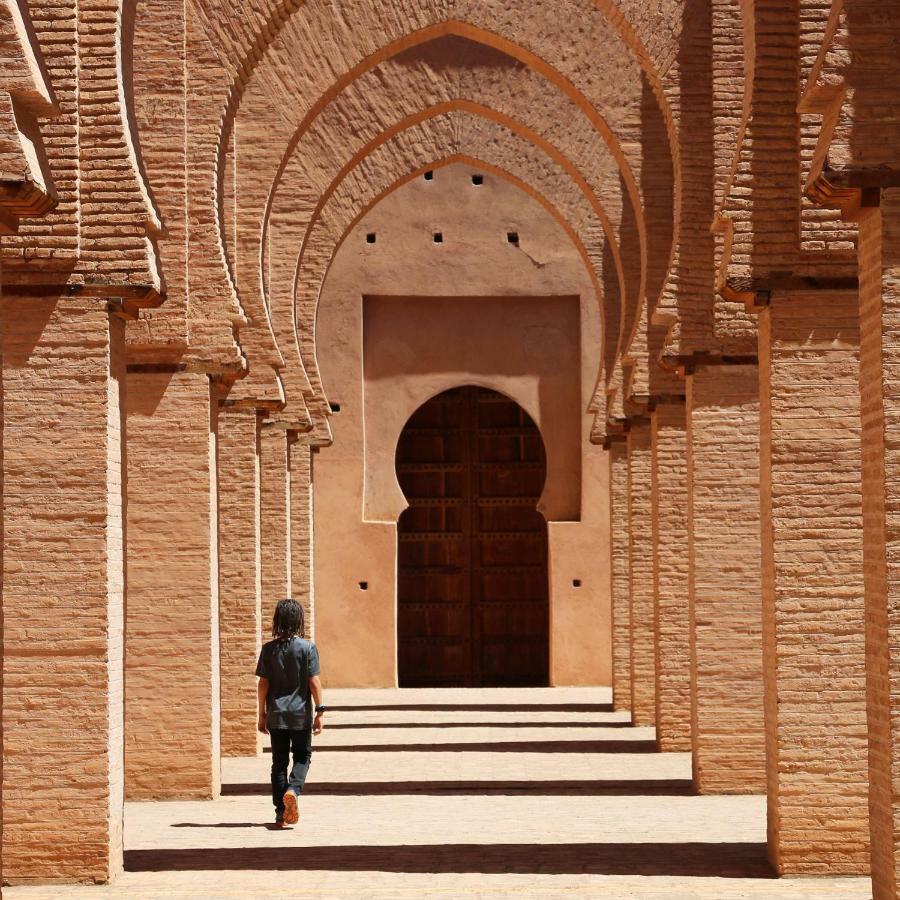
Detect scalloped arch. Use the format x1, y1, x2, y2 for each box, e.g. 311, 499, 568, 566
289, 118, 610, 439
263, 97, 628, 383
220, 6, 677, 377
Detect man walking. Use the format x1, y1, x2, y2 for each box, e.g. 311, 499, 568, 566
256, 598, 325, 826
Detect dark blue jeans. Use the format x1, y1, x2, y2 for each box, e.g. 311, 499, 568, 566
270, 728, 312, 815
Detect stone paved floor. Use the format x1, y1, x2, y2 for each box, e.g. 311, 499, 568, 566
8, 688, 873, 898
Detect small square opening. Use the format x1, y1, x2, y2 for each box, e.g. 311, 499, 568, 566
358, 581, 369, 591
366, 232, 376, 244
433, 232, 444, 244
424, 170, 434, 181
472, 174, 484, 186
507, 231, 520, 245
329, 402, 342, 414
573, 579, 582, 588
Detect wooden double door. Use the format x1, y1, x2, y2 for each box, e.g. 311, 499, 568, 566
396, 386, 549, 687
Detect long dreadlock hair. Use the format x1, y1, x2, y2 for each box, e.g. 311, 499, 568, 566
271, 598, 305, 641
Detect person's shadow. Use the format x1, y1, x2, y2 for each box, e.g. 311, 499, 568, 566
171, 822, 292, 831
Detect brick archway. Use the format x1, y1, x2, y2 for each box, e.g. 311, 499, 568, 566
396, 386, 549, 688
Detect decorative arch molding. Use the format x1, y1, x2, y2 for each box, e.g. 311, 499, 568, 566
248, 36, 633, 329
286, 121, 609, 440
119, 0, 163, 237
3, 0, 164, 302
249, 17, 648, 237
0, 0, 59, 230
219, 1, 677, 216
191, 0, 687, 111
289, 150, 605, 444
263, 99, 627, 391
128, 0, 694, 407
211, 5, 675, 374
231, 19, 657, 391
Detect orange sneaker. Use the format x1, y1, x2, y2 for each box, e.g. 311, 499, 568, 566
282, 790, 299, 825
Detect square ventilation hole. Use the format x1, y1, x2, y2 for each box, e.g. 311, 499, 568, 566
433, 232, 444, 244
573, 579, 582, 588
366, 232, 376, 244
358, 581, 369, 591
507, 231, 520, 245
424, 170, 434, 181
329, 402, 341, 414
472, 174, 484, 186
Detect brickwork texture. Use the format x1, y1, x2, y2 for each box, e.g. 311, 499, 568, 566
651, 400, 691, 752
2, 0, 900, 893
687, 364, 766, 794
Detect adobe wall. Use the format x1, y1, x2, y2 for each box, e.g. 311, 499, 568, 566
125, 371, 222, 800
313, 163, 611, 687
2, 296, 126, 881
6, 0, 900, 889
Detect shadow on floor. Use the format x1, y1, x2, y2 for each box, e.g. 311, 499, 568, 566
126, 842, 773, 878
325, 720, 635, 729
314, 740, 659, 753
331, 703, 614, 713
170, 822, 282, 830
221, 779, 695, 797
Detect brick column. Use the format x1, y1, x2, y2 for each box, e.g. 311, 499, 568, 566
218, 406, 262, 757
290, 439, 315, 638
651, 400, 691, 751
858, 189, 900, 897
758, 292, 870, 873
609, 440, 631, 711
260, 425, 291, 617
687, 363, 765, 793
1, 279, 3, 897
2, 297, 126, 881
125, 370, 221, 799
628, 421, 655, 725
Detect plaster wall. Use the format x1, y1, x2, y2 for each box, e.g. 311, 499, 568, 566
314, 163, 610, 687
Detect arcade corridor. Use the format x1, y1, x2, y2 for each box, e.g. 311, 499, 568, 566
7, 690, 871, 900
5, 0, 900, 893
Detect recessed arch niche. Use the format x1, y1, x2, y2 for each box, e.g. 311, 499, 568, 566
312, 163, 612, 688
396, 385, 549, 687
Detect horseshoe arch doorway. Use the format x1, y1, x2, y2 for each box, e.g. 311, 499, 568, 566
395, 386, 549, 687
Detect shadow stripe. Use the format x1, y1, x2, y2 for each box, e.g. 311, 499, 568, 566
324, 720, 634, 729
329, 703, 614, 713
126, 842, 774, 878
312, 740, 659, 753
219, 778, 695, 797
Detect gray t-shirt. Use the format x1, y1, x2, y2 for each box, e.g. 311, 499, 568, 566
255, 637, 321, 731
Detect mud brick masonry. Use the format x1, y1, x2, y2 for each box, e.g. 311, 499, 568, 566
1, 0, 900, 896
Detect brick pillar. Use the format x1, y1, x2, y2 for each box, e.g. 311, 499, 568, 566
609, 440, 631, 711
687, 363, 765, 793
758, 292, 870, 873
218, 406, 262, 757
628, 421, 655, 725
125, 370, 221, 799
2, 297, 126, 881
290, 439, 314, 638
1, 281, 3, 897
651, 400, 691, 751
260, 425, 291, 619
858, 189, 900, 898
